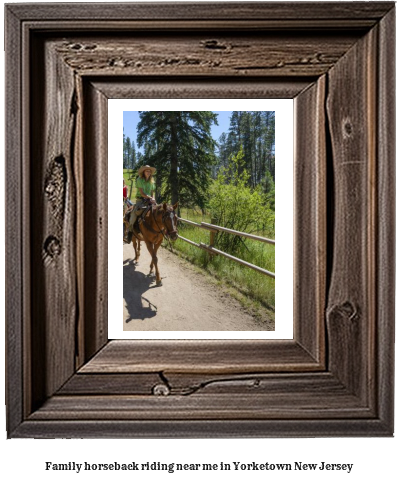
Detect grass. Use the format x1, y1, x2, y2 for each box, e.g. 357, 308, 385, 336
123, 170, 136, 199
122, 181, 275, 318
123, 169, 135, 182
167, 207, 275, 315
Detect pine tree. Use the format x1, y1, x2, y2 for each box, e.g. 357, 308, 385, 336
123, 135, 133, 169
123, 130, 128, 169
137, 111, 218, 209
130, 140, 137, 170
217, 111, 275, 192
215, 132, 229, 176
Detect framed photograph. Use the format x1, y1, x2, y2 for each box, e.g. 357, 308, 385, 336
5, 2, 395, 437
111, 99, 293, 338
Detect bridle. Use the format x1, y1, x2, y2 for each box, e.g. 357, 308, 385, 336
141, 204, 178, 244
160, 207, 178, 239
154, 205, 178, 251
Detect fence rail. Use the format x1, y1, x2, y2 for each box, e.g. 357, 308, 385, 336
200, 221, 275, 245
176, 216, 275, 279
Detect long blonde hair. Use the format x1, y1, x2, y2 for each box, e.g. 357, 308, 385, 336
139, 173, 154, 184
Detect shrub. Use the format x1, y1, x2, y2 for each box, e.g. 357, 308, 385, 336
208, 148, 275, 254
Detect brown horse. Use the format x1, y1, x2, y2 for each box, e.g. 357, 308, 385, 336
124, 201, 178, 286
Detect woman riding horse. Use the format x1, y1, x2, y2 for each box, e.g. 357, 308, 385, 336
126, 165, 156, 244
130, 201, 178, 286
124, 165, 178, 286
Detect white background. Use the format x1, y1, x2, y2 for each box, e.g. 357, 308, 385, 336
1, 1, 397, 486
109, 98, 293, 339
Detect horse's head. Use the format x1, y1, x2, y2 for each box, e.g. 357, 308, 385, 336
160, 202, 178, 241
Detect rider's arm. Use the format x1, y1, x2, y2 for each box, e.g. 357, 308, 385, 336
139, 187, 154, 200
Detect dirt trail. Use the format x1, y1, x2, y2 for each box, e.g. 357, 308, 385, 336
123, 240, 274, 331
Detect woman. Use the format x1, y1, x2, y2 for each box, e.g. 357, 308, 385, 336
123, 178, 133, 207
126, 165, 156, 243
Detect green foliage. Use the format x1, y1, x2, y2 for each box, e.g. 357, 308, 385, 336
261, 169, 275, 211
136, 111, 218, 208
123, 131, 136, 170
216, 111, 275, 190
209, 148, 275, 254
172, 207, 275, 312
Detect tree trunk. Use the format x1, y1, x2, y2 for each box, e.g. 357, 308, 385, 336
169, 113, 179, 206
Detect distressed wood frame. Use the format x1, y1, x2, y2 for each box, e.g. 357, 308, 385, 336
5, 2, 395, 438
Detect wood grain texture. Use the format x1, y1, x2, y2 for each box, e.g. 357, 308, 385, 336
34, 371, 375, 422
5, 5, 24, 436
5, 2, 395, 438
7, 2, 394, 22
13, 418, 390, 439
29, 392, 371, 421
376, 7, 395, 432
58, 372, 163, 395
82, 81, 109, 361
79, 340, 321, 374
74, 72, 85, 370
294, 76, 326, 364
53, 33, 360, 78
30, 36, 78, 407
60, 371, 357, 397
326, 26, 376, 405
91, 79, 312, 100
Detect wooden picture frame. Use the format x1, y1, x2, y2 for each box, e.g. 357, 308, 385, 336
5, 2, 395, 438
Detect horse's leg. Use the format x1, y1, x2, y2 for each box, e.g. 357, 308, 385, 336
144, 241, 155, 274
149, 251, 154, 274
132, 236, 140, 263
144, 240, 162, 285
152, 239, 163, 286
132, 236, 137, 261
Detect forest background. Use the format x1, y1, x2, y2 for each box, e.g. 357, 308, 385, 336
123, 110, 276, 318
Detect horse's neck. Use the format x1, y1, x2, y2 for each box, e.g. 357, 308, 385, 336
146, 206, 163, 229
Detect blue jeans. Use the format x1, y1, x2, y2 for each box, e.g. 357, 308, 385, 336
128, 199, 146, 232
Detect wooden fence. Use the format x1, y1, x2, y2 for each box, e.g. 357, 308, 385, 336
176, 217, 275, 279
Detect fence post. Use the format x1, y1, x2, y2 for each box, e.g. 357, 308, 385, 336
209, 217, 217, 260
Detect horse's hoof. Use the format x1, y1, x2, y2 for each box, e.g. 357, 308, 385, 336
156, 280, 163, 287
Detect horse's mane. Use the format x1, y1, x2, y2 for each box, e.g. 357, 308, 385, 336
154, 203, 172, 213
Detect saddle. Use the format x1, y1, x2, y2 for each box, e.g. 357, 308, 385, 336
124, 202, 149, 220
132, 204, 155, 238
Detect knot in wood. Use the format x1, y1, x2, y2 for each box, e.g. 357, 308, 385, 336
152, 383, 170, 396
342, 119, 353, 138
202, 40, 227, 50
45, 156, 66, 226
45, 181, 56, 196
339, 301, 358, 321
43, 236, 61, 260
327, 301, 358, 324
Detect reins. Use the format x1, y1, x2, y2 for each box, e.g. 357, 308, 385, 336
139, 204, 177, 251
151, 205, 177, 251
